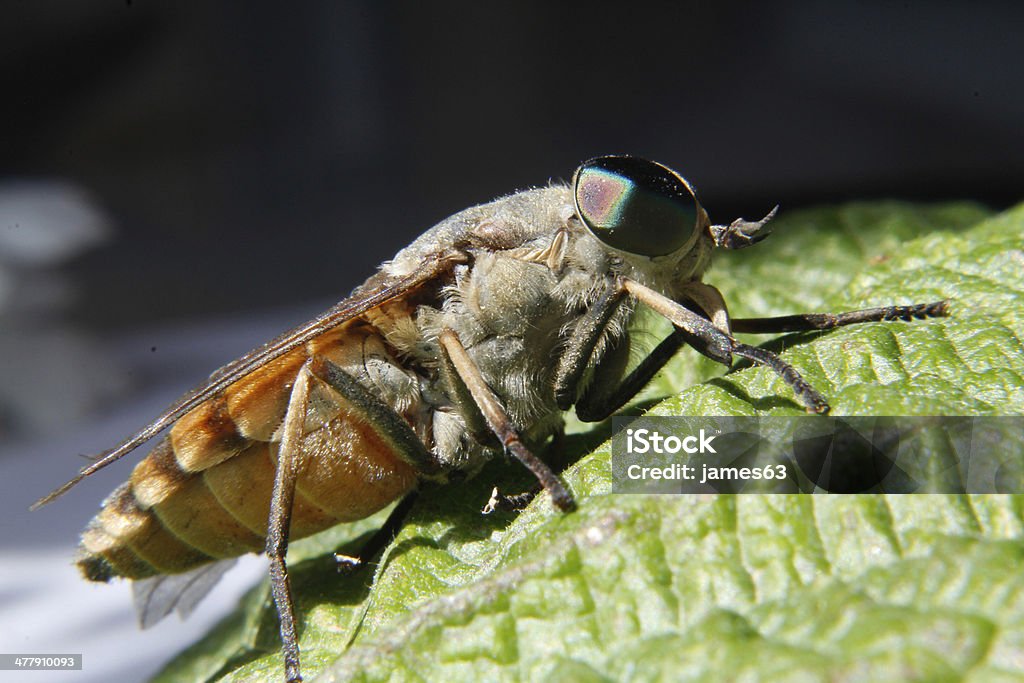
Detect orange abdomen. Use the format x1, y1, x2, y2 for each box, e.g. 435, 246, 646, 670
78, 324, 421, 581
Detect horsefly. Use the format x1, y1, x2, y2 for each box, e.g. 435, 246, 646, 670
34, 155, 948, 681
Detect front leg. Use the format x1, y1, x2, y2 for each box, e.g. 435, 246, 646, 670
623, 280, 830, 413
553, 282, 628, 410
574, 328, 688, 423
573, 281, 733, 422
731, 301, 948, 334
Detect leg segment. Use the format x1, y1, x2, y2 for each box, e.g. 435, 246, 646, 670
571, 281, 731, 422
482, 485, 542, 514
623, 279, 830, 413
334, 492, 420, 571
437, 337, 498, 449
575, 328, 688, 422
268, 356, 443, 681
438, 330, 575, 511
553, 284, 628, 410
307, 356, 440, 475
731, 301, 947, 334
267, 365, 313, 683
730, 343, 828, 413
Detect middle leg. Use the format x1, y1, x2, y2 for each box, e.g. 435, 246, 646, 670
438, 329, 575, 512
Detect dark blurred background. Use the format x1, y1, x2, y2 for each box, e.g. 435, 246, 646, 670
4, 1, 1022, 329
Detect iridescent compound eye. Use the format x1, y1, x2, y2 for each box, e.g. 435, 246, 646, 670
573, 156, 700, 256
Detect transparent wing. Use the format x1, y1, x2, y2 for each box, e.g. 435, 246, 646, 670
132, 559, 238, 629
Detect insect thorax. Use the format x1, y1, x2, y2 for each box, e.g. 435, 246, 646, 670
375, 186, 714, 476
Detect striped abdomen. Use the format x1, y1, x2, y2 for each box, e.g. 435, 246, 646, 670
78, 321, 423, 582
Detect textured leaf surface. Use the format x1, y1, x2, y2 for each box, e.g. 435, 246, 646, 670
154, 201, 1024, 682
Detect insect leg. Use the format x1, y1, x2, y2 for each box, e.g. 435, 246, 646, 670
482, 485, 543, 514
623, 279, 830, 413
730, 301, 948, 333
307, 357, 441, 474
269, 356, 441, 680
438, 330, 575, 511
437, 337, 499, 449
267, 364, 314, 683
334, 492, 420, 571
553, 284, 629, 410
573, 282, 731, 421
575, 328, 688, 422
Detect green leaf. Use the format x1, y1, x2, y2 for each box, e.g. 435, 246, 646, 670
154, 201, 1024, 682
